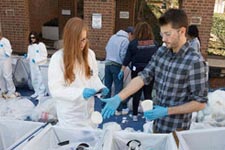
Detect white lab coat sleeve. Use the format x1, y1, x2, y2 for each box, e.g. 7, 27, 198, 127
48, 50, 84, 101
3, 38, 12, 56
89, 49, 105, 90
35, 42, 48, 64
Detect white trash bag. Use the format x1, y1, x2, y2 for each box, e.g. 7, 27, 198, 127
111, 131, 177, 150
0, 97, 35, 120
30, 97, 57, 122
22, 126, 105, 150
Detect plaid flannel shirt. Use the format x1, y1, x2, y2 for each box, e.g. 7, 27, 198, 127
139, 42, 208, 133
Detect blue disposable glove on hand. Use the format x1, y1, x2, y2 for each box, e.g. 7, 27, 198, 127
144, 105, 168, 121
32, 59, 35, 63
23, 53, 27, 59
101, 94, 122, 119
100, 87, 109, 97
118, 70, 124, 80
83, 88, 97, 100
4, 53, 9, 58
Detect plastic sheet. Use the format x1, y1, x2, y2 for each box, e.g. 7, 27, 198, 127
0, 98, 35, 120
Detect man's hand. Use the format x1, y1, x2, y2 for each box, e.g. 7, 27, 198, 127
101, 94, 122, 119
144, 105, 168, 121
83, 88, 97, 100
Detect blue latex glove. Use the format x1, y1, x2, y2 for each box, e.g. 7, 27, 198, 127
118, 70, 124, 80
23, 53, 27, 59
32, 59, 35, 63
0, 44, 3, 47
144, 105, 168, 121
101, 94, 122, 119
36, 50, 39, 53
100, 87, 109, 97
4, 53, 9, 57
83, 88, 97, 100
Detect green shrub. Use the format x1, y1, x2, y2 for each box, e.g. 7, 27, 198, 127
211, 13, 225, 46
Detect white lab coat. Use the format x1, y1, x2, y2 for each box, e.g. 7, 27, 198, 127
27, 42, 47, 96
48, 49, 105, 129
0, 37, 16, 94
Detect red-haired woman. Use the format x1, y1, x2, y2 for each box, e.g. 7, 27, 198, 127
48, 17, 108, 128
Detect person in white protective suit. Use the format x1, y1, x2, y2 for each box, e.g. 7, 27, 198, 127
0, 31, 20, 99
48, 17, 109, 129
25, 32, 47, 100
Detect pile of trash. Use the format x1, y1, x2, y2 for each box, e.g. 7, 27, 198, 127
191, 89, 225, 129
0, 96, 57, 123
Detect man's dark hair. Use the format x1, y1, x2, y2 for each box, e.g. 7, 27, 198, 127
159, 9, 188, 29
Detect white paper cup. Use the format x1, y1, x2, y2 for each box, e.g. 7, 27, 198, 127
141, 100, 153, 112
91, 111, 103, 124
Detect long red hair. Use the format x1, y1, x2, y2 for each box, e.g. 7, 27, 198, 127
63, 17, 91, 84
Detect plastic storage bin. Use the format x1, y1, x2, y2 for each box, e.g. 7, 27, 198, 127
21, 126, 105, 150
176, 127, 225, 150
0, 119, 44, 150
110, 131, 177, 150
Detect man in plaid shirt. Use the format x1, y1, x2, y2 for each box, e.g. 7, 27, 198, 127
101, 8, 208, 133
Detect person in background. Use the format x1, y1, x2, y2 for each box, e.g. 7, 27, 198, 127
0, 31, 20, 99
25, 32, 48, 100
48, 17, 109, 129
127, 26, 135, 41
118, 22, 158, 121
187, 24, 201, 54
101, 9, 208, 133
104, 26, 134, 116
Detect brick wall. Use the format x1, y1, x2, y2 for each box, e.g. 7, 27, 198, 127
115, 0, 135, 32
0, 0, 30, 54
1, 0, 216, 59
29, 0, 58, 34
181, 0, 225, 88
84, 0, 115, 59
1, 0, 223, 88
181, 0, 215, 58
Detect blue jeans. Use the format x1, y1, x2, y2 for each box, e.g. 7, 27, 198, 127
104, 63, 127, 111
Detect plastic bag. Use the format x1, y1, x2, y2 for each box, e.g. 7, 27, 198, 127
0, 97, 35, 120
30, 97, 57, 122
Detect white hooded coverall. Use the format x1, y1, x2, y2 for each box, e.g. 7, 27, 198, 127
0, 37, 16, 94
27, 42, 47, 96
48, 49, 105, 129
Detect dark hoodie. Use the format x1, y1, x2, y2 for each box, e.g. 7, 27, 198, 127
123, 39, 158, 69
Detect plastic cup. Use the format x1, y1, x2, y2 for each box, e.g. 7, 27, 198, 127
91, 111, 103, 124
141, 100, 153, 112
